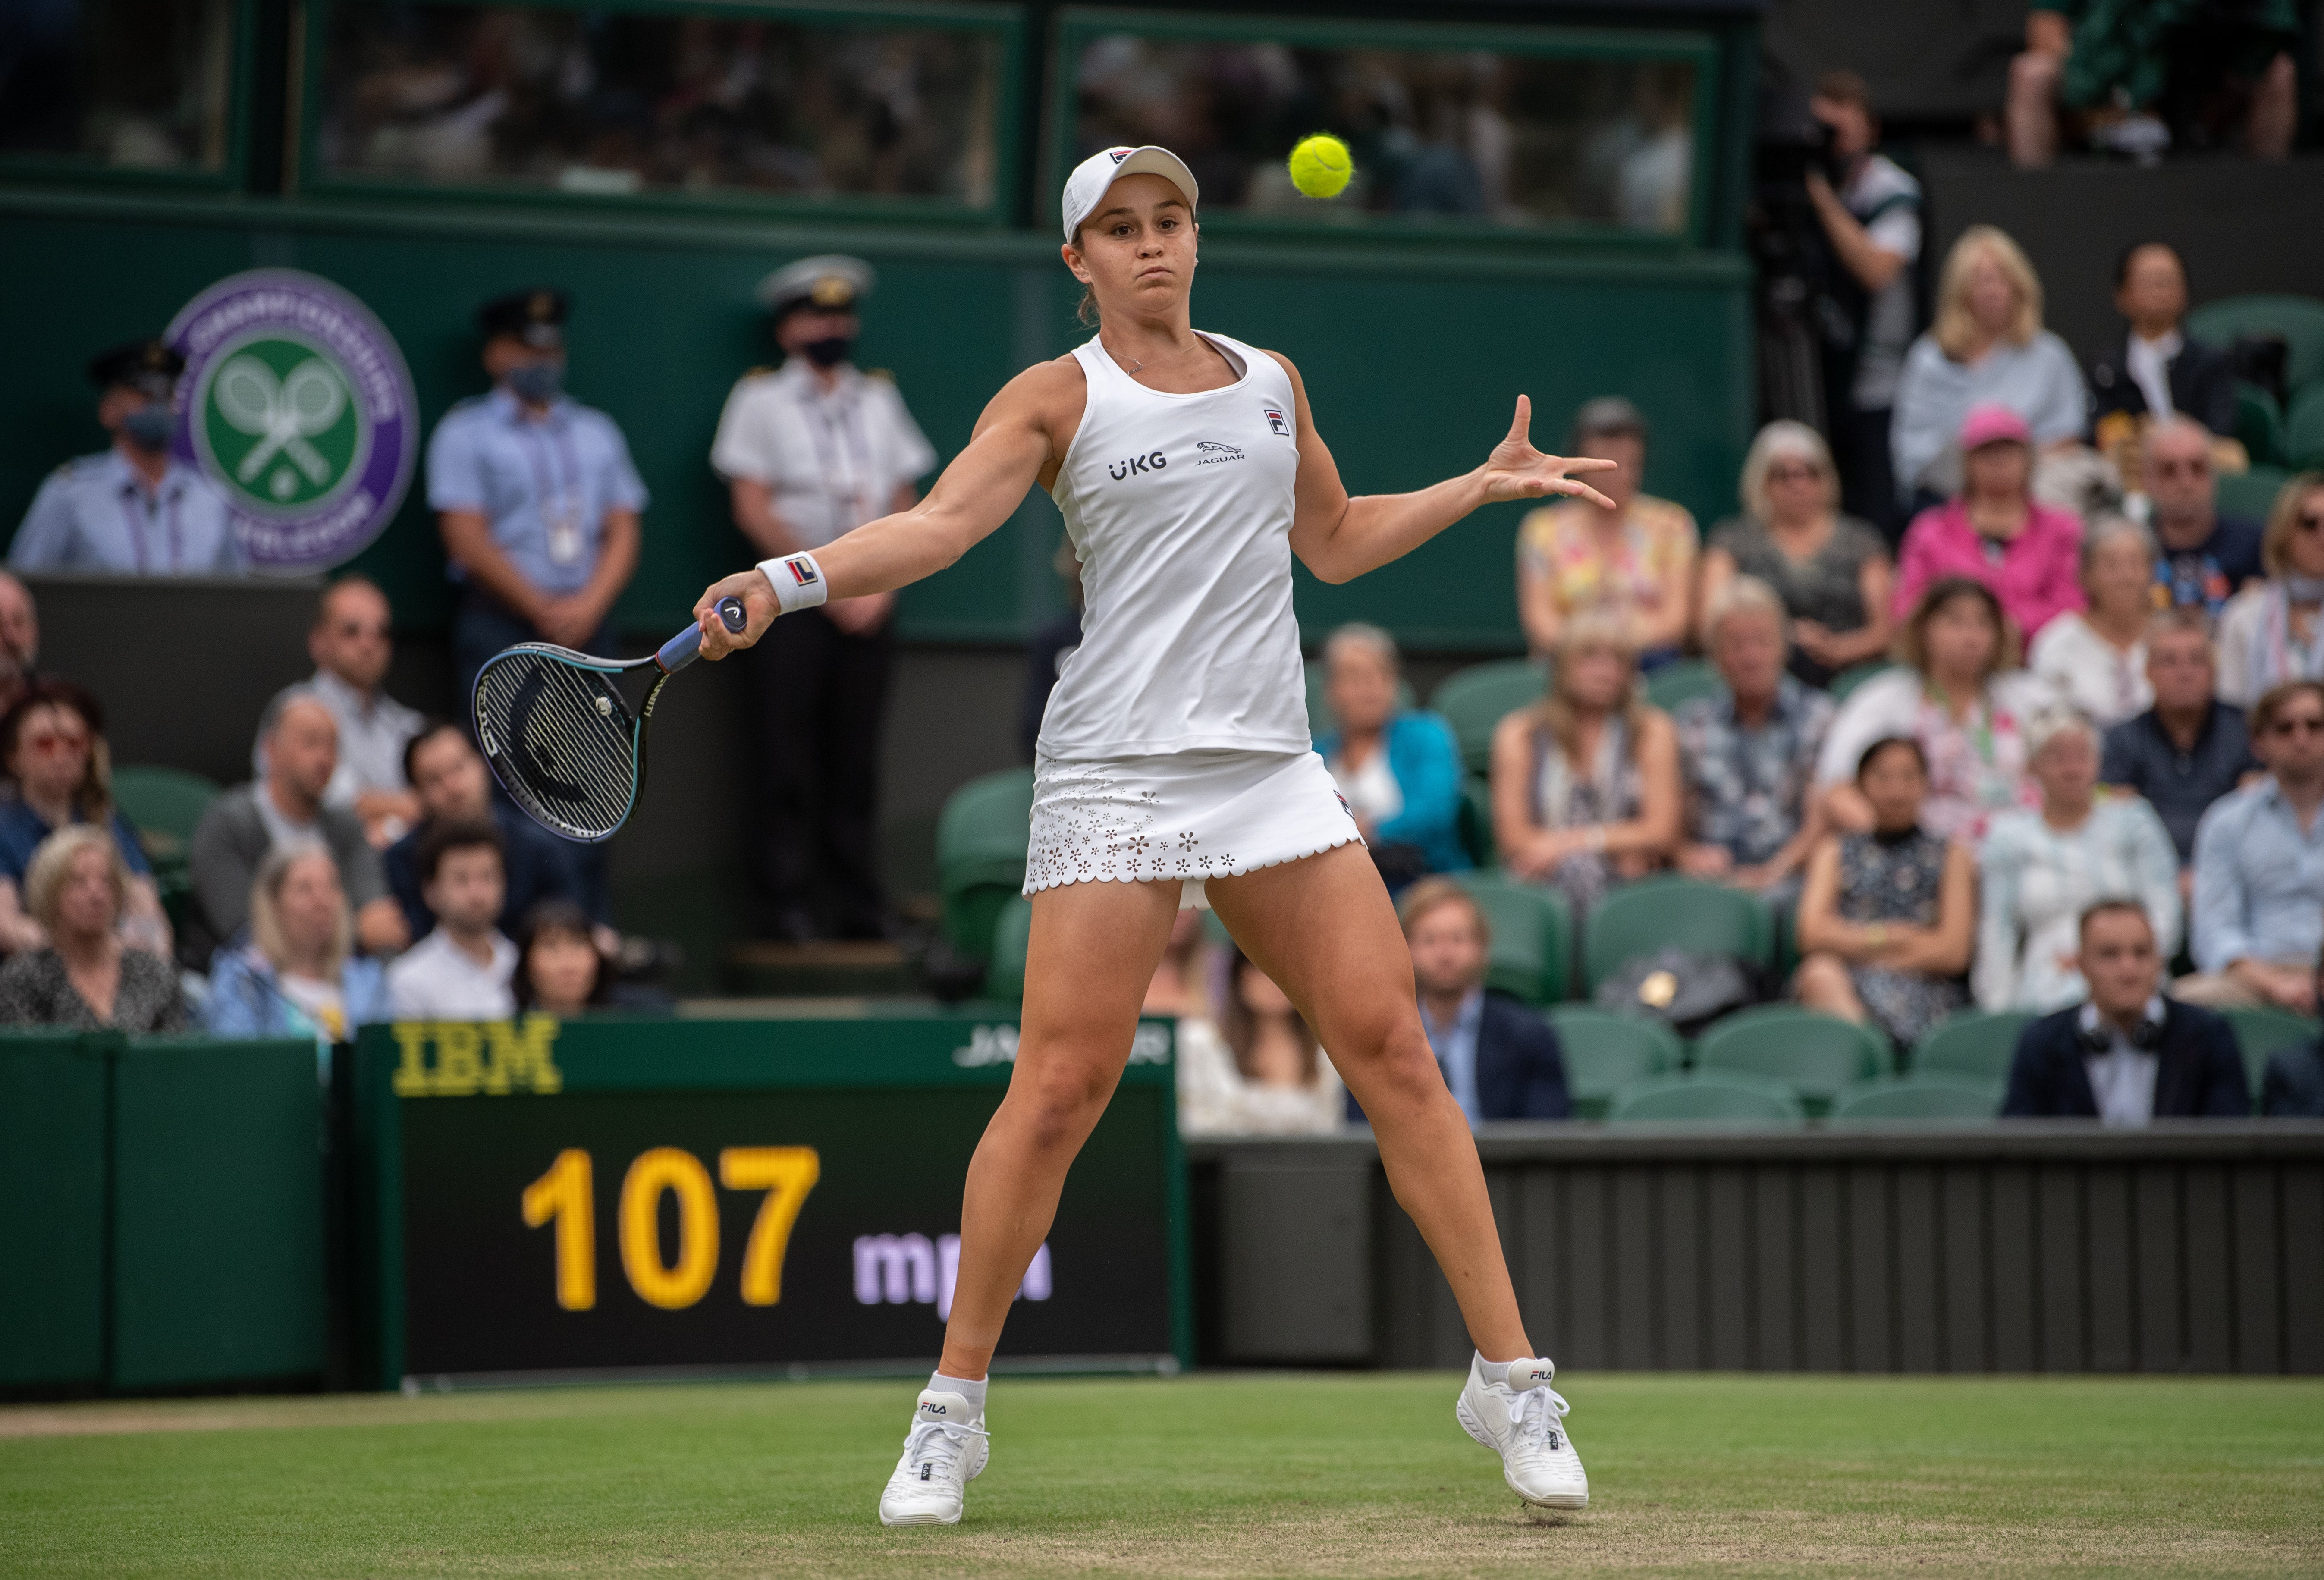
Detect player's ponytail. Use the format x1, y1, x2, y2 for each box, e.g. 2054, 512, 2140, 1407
1076, 284, 1100, 328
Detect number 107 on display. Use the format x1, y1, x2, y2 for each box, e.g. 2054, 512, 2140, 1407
521, 1146, 820, 1312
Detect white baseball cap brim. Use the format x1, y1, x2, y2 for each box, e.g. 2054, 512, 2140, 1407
1060, 145, 1201, 243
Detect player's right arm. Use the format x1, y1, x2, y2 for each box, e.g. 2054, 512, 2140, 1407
692, 359, 1084, 658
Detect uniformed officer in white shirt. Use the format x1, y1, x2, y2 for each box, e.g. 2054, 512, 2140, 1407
11, 339, 245, 575
428, 289, 648, 702
710, 255, 936, 941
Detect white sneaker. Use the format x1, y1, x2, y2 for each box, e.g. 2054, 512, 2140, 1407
1456, 1355, 1588, 1509
877, 1389, 990, 1526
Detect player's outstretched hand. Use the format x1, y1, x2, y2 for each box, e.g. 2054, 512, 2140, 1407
1479, 395, 1618, 509
692, 571, 779, 660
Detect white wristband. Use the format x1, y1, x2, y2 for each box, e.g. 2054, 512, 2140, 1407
757, 551, 830, 614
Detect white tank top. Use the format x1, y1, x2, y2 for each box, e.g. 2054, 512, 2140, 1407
1037, 331, 1310, 759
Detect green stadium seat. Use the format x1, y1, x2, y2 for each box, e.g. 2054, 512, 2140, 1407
1458, 774, 1495, 868
2214, 464, 2290, 526
1452, 872, 1570, 1005
1545, 1006, 1681, 1118
1430, 659, 1548, 775
1911, 1008, 2034, 1082
935, 767, 1035, 961
1303, 659, 1414, 742
1829, 1073, 2001, 1123
2235, 381, 2286, 468
1827, 662, 1897, 701
2187, 294, 2324, 397
110, 764, 221, 867
2286, 383, 2324, 471
1608, 1071, 1805, 1125
1693, 1005, 1890, 1114
2223, 1006, 2317, 1104
985, 895, 1033, 1001
1643, 658, 1721, 713
1581, 875, 1774, 993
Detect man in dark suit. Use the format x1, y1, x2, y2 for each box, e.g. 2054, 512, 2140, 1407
2086, 244, 2236, 439
2003, 899, 2252, 1122
1349, 877, 1568, 1124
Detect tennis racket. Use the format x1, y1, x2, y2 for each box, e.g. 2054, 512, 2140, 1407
473, 597, 747, 843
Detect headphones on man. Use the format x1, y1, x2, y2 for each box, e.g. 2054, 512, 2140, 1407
2075, 1007, 2162, 1055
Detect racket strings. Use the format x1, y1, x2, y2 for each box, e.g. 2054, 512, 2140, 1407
476, 653, 637, 839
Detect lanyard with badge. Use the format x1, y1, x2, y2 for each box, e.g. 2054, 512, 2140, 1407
522, 420, 587, 567
118, 482, 183, 573
802, 386, 873, 534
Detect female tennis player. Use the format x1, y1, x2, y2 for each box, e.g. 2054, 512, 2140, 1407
691, 144, 1614, 1526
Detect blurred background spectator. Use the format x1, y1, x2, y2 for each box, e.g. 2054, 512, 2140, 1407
511, 898, 612, 1018
1892, 227, 2084, 511
1316, 623, 1465, 889
1819, 578, 2055, 842
2138, 418, 2260, 616
386, 818, 514, 1019
205, 843, 388, 1041
2217, 473, 2324, 706
1893, 404, 2085, 643
251, 577, 423, 848
190, 693, 402, 964
1673, 577, 1832, 898
0, 572, 42, 717
1515, 396, 1695, 666
1801, 71, 1920, 539
2261, 961, 2324, 1115
1699, 420, 1891, 689
0, 680, 168, 957
1974, 710, 2180, 1012
1368, 878, 1568, 1126
1795, 736, 1975, 1047
2029, 517, 2159, 727
1143, 909, 1215, 1021
2181, 679, 2324, 1011
2001, 902, 2249, 1125
386, 719, 594, 948
1175, 947, 1341, 1137
0, 825, 185, 1032
2007, 2, 2297, 168
1491, 611, 1680, 913
2088, 245, 2236, 443
2100, 610, 2259, 876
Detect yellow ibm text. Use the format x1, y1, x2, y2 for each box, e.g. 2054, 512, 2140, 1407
521, 1146, 821, 1312
392, 1018, 564, 1096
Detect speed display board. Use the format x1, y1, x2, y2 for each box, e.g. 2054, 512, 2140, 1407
349, 1014, 1184, 1387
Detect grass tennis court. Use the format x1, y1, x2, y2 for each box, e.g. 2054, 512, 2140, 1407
4, 1372, 2319, 1577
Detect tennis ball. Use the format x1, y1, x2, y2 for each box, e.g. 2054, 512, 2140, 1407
1287, 134, 1352, 200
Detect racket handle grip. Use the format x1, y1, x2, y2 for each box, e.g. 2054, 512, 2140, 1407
656, 597, 748, 673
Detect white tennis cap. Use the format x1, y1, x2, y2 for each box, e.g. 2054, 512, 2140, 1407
1060, 145, 1200, 242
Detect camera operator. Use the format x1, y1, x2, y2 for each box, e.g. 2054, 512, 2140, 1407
1802, 71, 1921, 542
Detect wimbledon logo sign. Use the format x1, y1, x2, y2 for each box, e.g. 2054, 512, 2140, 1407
165, 269, 418, 575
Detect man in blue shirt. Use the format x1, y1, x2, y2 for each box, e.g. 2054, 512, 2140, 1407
427, 290, 647, 701
11, 339, 244, 575
2139, 419, 2261, 616
382, 720, 594, 946
2180, 678, 2324, 1013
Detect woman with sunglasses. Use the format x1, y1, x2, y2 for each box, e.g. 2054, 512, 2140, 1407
688, 144, 1612, 1526
0, 680, 167, 957
1697, 419, 1893, 688
2218, 472, 2324, 707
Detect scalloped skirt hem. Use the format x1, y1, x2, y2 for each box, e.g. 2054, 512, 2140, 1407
1021, 748, 1366, 911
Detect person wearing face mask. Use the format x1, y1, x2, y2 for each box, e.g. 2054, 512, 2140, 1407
10, 339, 244, 575
709, 256, 937, 941
427, 289, 647, 708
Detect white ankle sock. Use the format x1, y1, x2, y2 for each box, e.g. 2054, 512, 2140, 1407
931, 1370, 987, 1416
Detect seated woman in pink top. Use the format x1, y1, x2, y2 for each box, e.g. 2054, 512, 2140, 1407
1891, 404, 2084, 643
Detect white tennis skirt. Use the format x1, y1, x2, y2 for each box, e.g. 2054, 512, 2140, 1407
1024, 748, 1364, 910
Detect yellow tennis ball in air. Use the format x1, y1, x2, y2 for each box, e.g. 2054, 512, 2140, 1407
1287, 134, 1353, 199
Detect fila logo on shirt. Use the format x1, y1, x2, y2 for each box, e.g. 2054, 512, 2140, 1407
1262, 404, 1290, 437
1108, 450, 1168, 480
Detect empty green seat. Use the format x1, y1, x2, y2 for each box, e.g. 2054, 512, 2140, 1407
2224, 1006, 2317, 1103
1453, 873, 1570, 1005
1608, 1071, 1804, 1125
936, 767, 1035, 961
1912, 1008, 2034, 1082
2215, 464, 2289, 525
2187, 294, 2324, 396
985, 895, 1033, 1001
1643, 658, 1721, 713
1546, 1006, 1682, 1118
1581, 875, 1774, 993
110, 765, 221, 866
1829, 1073, 2001, 1123
1458, 774, 1495, 869
2235, 381, 2286, 468
2287, 383, 2324, 471
1827, 662, 1897, 701
1430, 659, 1548, 775
1693, 1005, 1890, 1114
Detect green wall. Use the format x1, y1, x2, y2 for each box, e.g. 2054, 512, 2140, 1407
0, 189, 1750, 654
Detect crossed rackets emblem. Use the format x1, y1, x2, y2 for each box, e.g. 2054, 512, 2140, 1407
213, 353, 349, 492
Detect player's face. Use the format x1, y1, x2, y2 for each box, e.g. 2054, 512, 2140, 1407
1065, 174, 1197, 317
2079, 911, 2160, 1017
426, 847, 505, 934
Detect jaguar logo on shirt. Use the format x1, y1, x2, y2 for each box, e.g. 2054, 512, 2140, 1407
1107, 450, 1168, 480
1193, 440, 1245, 466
